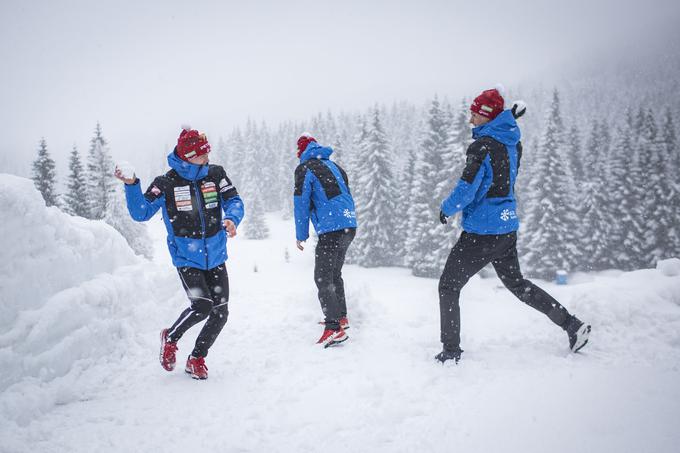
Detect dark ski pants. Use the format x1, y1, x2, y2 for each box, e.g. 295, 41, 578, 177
167, 263, 230, 358
315, 228, 356, 330
439, 231, 570, 351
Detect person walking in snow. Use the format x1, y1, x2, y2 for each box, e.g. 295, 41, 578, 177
293, 133, 357, 348
435, 88, 591, 364
114, 126, 244, 380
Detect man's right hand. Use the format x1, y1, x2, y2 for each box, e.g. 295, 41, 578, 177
296, 240, 305, 251
114, 167, 136, 185
439, 210, 448, 225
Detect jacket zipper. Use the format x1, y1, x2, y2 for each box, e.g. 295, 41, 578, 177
193, 179, 208, 269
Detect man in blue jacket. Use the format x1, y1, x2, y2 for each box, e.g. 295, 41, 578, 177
294, 133, 357, 348
115, 126, 244, 379
436, 88, 590, 364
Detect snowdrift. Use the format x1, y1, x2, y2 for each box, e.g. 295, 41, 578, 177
0, 174, 161, 425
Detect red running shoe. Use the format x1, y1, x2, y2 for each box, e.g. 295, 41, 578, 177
185, 355, 208, 380
159, 328, 177, 371
316, 328, 348, 348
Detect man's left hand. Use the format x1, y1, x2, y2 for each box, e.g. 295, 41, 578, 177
223, 219, 237, 237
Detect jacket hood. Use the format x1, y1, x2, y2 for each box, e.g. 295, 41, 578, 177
167, 150, 209, 181
299, 141, 333, 162
472, 109, 521, 146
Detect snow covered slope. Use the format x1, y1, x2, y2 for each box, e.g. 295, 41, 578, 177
2, 176, 679, 453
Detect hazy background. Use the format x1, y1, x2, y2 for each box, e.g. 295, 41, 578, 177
1, 0, 679, 176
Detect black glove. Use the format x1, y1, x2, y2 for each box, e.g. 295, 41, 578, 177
511, 100, 526, 119
439, 210, 448, 224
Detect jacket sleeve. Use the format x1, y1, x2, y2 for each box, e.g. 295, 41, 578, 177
218, 169, 245, 227
441, 141, 488, 216
293, 164, 313, 241
124, 178, 164, 222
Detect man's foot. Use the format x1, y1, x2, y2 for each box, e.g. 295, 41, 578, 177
316, 328, 348, 348
435, 348, 462, 364
159, 328, 178, 371
185, 355, 208, 380
564, 315, 591, 352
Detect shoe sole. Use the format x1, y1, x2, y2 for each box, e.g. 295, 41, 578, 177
571, 324, 591, 353
323, 335, 348, 349
159, 329, 175, 372
185, 367, 207, 380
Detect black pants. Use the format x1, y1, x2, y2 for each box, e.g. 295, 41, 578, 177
315, 228, 356, 330
439, 231, 570, 351
167, 264, 229, 358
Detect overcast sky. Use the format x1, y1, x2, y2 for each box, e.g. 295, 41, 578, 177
1, 0, 679, 175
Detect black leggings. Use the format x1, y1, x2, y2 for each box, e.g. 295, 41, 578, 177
439, 232, 570, 351
315, 228, 356, 330
167, 264, 229, 358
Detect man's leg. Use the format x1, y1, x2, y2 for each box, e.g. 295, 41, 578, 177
191, 264, 230, 358
439, 232, 494, 351
167, 266, 213, 343
315, 231, 343, 330
491, 233, 570, 327
334, 228, 356, 319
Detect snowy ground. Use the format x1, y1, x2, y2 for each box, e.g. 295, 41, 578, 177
2, 175, 680, 453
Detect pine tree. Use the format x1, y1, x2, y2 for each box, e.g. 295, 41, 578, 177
523, 89, 581, 278
86, 123, 115, 219
352, 107, 398, 267
103, 185, 153, 259
661, 108, 680, 258
611, 123, 646, 269
244, 189, 269, 239
408, 97, 457, 277
31, 138, 58, 207
64, 144, 90, 217
638, 109, 671, 265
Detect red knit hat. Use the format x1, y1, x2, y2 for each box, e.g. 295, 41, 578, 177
470, 87, 505, 120
177, 125, 211, 161
296, 132, 316, 158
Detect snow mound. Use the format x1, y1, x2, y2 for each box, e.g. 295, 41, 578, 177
657, 257, 680, 277
0, 174, 160, 425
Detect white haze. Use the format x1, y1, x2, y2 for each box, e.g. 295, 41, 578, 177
1, 0, 679, 176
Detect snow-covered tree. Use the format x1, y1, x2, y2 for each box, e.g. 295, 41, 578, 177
31, 138, 58, 207
244, 189, 269, 239
86, 123, 115, 219
523, 89, 581, 278
351, 107, 399, 267
407, 97, 457, 277
104, 185, 153, 259
63, 144, 90, 217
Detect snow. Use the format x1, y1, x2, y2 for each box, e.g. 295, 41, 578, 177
657, 257, 680, 277
2, 174, 680, 453
115, 160, 135, 179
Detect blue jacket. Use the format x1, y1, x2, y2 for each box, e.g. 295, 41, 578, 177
293, 142, 357, 241
441, 110, 522, 235
124, 151, 245, 269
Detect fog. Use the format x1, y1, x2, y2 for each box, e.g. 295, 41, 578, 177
1, 0, 679, 175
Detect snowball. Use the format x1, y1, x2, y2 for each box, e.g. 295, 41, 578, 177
656, 258, 680, 277
494, 83, 507, 106
116, 161, 135, 179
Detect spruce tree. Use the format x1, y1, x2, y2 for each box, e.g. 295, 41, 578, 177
352, 107, 398, 267
103, 185, 153, 259
523, 89, 581, 278
408, 97, 456, 277
662, 108, 680, 257
244, 189, 270, 239
86, 123, 115, 219
31, 138, 58, 207
64, 144, 90, 217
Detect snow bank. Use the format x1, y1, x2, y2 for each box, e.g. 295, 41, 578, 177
0, 174, 166, 426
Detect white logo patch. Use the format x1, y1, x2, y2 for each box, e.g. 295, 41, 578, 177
174, 185, 193, 211
500, 209, 517, 222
